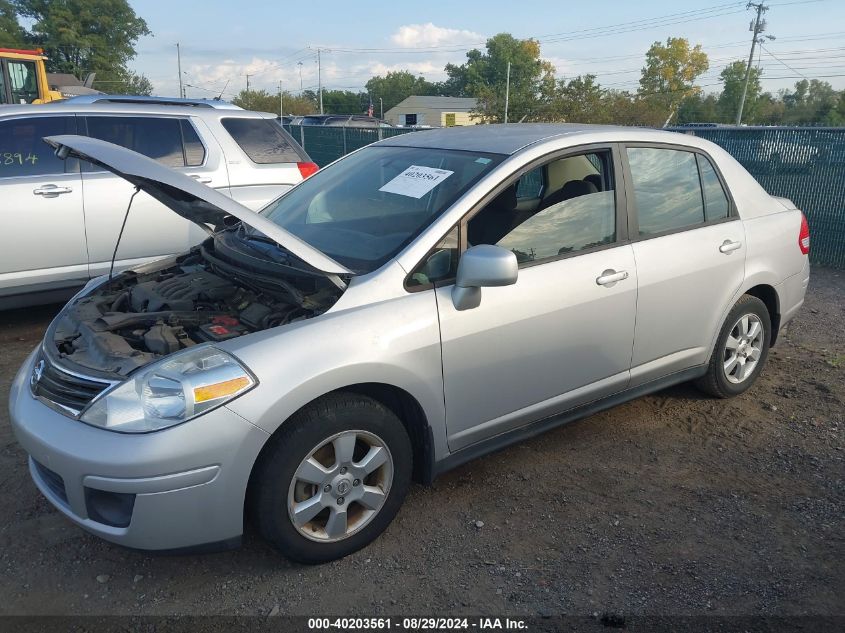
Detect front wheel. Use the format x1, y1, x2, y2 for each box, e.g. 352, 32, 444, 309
695, 295, 771, 398
251, 393, 412, 564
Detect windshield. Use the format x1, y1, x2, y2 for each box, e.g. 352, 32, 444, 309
261, 145, 505, 272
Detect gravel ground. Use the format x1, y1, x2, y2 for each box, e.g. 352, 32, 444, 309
0, 269, 842, 618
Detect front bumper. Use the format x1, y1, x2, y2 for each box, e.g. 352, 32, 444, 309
9, 349, 270, 551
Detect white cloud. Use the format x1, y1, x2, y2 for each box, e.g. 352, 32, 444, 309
390, 23, 483, 49
368, 61, 442, 77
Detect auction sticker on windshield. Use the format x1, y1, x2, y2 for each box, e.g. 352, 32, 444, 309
379, 165, 454, 199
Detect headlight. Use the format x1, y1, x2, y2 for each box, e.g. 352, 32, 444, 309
80, 346, 256, 433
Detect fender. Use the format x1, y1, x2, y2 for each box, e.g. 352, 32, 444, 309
221, 289, 450, 462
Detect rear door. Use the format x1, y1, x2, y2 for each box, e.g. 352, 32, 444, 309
623, 144, 746, 386
79, 115, 223, 277
217, 116, 307, 209
0, 114, 87, 302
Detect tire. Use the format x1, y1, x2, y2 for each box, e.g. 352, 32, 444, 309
250, 392, 412, 564
695, 294, 771, 399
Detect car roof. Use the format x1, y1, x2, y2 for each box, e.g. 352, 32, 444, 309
61, 95, 242, 109
377, 123, 698, 155
0, 101, 271, 120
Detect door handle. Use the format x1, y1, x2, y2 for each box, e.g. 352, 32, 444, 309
719, 240, 742, 254
189, 175, 212, 184
33, 184, 73, 197
596, 269, 629, 287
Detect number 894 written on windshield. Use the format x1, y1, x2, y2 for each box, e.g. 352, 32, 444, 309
2, 152, 39, 167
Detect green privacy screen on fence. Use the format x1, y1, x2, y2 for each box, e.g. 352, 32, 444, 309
671, 126, 845, 268
285, 125, 418, 168
286, 124, 845, 268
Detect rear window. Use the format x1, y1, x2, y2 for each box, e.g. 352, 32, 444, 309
84, 116, 205, 167
221, 117, 301, 164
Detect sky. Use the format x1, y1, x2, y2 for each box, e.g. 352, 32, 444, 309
128, 0, 845, 102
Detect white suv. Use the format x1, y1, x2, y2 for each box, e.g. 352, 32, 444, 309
0, 96, 317, 309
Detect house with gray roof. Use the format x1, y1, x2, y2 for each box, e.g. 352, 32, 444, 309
384, 96, 479, 128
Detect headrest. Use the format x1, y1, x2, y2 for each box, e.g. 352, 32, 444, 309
559, 179, 598, 200
584, 174, 603, 191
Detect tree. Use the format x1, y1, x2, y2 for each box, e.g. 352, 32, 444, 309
0, 0, 24, 46
443, 33, 556, 122
823, 91, 845, 126
232, 88, 316, 115
14, 0, 150, 81
365, 71, 436, 115
755, 92, 785, 125
320, 89, 368, 114
117, 72, 152, 95
717, 60, 762, 123
677, 93, 719, 124
638, 37, 709, 126
553, 74, 607, 123
782, 79, 840, 124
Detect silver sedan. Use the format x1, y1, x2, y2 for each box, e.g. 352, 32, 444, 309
10, 124, 810, 563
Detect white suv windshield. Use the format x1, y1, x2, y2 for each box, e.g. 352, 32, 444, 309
262, 145, 504, 272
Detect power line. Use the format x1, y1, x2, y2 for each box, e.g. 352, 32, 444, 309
762, 44, 810, 79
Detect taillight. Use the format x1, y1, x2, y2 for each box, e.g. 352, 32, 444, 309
798, 212, 810, 255
297, 162, 319, 179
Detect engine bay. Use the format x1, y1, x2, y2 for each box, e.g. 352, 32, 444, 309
50, 235, 343, 377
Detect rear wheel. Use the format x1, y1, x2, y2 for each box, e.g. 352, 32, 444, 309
251, 393, 412, 564
695, 295, 771, 398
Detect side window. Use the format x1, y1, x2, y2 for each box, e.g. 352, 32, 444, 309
180, 120, 206, 167
408, 226, 459, 288
0, 116, 76, 178
85, 116, 185, 167
627, 147, 704, 235
221, 118, 301, 164
467, 150, 616, 264
697, 154, 729, 221
515, 167, 544, 199
0, 65, 8, 104
8, 61, 39, 104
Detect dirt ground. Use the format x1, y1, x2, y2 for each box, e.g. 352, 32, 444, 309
0, 269, 842, 619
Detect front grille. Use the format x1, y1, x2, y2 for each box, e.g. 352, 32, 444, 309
33, 459, 68, 505
30, 352, 112, 414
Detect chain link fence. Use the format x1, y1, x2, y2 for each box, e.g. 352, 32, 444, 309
286, 124, 844, 268
284, 125, 419, 167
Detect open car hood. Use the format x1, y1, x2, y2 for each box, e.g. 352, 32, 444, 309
44, 135, 352, 277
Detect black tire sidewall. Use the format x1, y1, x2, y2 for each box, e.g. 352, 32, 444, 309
712, 297, 771, 397
253, 395, 412, 564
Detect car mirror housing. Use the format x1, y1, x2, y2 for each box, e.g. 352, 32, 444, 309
451, 245, 518, 311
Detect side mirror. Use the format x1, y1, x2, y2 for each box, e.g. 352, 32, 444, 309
451, 244, 518, 311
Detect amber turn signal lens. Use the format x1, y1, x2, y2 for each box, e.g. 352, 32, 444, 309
193, 376, 251, 403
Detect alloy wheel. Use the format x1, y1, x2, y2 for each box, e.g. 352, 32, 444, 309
723, 313, 764, 384
287, 430, 394, 542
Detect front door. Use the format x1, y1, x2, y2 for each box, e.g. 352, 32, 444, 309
0, 114, 88, 303
433, 147, 638, 451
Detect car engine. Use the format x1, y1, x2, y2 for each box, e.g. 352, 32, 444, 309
49, 240, 343, 377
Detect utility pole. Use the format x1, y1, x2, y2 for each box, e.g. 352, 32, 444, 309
245, 74, 253, 109
317, 48, 323, 114
176, 43, 184, 98
379, 97, 383, 119
503, 61, 511, 124
279, 79, 283, 117
736, 2, 768, 125
297, 61, 303, 92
